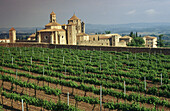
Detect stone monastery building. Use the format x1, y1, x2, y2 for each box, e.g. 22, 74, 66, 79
2, 11, 157, 48
36, 11, 85, 45
28, 11, 157, 48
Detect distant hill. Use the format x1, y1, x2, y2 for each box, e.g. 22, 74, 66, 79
0, 27, 43, 33
1, 22, 170, 35
85, 23, 170, 35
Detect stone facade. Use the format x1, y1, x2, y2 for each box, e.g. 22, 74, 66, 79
78, 39, 110, 46
67, 24, 77, 45
77, 34, 126, 47
77, 33, 89, 43
37, 11, 67, 45
27, 12, 87, 45
119, 36, 132, 45
27, 33, 36, 40
143, 36, 157, 48
0, 39, 10, 43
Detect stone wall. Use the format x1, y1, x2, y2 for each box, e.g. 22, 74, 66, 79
116, 41, 126, 47
0, 43, 170, 55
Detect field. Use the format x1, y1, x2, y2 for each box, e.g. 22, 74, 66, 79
0, 46, 169, 111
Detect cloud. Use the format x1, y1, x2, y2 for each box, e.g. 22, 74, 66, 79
145, 9, 156, 15
126, 10, 136, 15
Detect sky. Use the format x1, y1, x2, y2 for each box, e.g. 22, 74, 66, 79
0, 0, 170, 28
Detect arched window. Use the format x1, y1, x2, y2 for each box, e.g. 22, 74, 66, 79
44, 36, 48, 40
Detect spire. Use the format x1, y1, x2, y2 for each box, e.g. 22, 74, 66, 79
50, 11, 56, 15
9, 27, 15, 31
69, 13, 79, 20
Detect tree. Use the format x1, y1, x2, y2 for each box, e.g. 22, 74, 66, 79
129, 32, 133, 37
135, 32, 138, 37
128, 37, 145, 47
105, 31, 111, 34
129, 31, 135, 38
157, 34, 164, 47
134, 37, 145, 46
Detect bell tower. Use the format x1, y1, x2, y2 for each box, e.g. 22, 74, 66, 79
50, 11, 56, 23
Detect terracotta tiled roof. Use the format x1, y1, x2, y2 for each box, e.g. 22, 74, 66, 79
29, 33, 36, 38
0, 39, 10, 40
45, 22, 61, 26
143, 36, 157, 39
9, 27, 15, 31
69, 14, 80, 20
99, 36, 112, 39
50, 11, 56, 15
77, 33, 88, 36
121, 36, 132, 39
38, 29, 65, 32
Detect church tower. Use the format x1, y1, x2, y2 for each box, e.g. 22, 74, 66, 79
68, 14, 82, 33
67, 24, 77, 45
50, 11, 56, 23
67, 14, 82, 45
9, 27, 16, 43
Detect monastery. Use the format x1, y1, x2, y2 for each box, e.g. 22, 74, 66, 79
0, 11, 157, 48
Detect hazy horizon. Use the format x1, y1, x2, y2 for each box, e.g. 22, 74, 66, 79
1, 0, 170, 28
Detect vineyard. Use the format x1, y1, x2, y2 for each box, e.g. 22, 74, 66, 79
0, 46, 169, 111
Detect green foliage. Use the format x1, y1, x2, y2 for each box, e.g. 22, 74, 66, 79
157, 34, 165, 47
2, 91, 79, 111
128, 31, 145, 46
105, 31, 111, 34
0, 46, 170, 111
104, 102, 152, 111
129, 31, 138, 38
0, 105, 3, 111
128, 37, 145, 46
